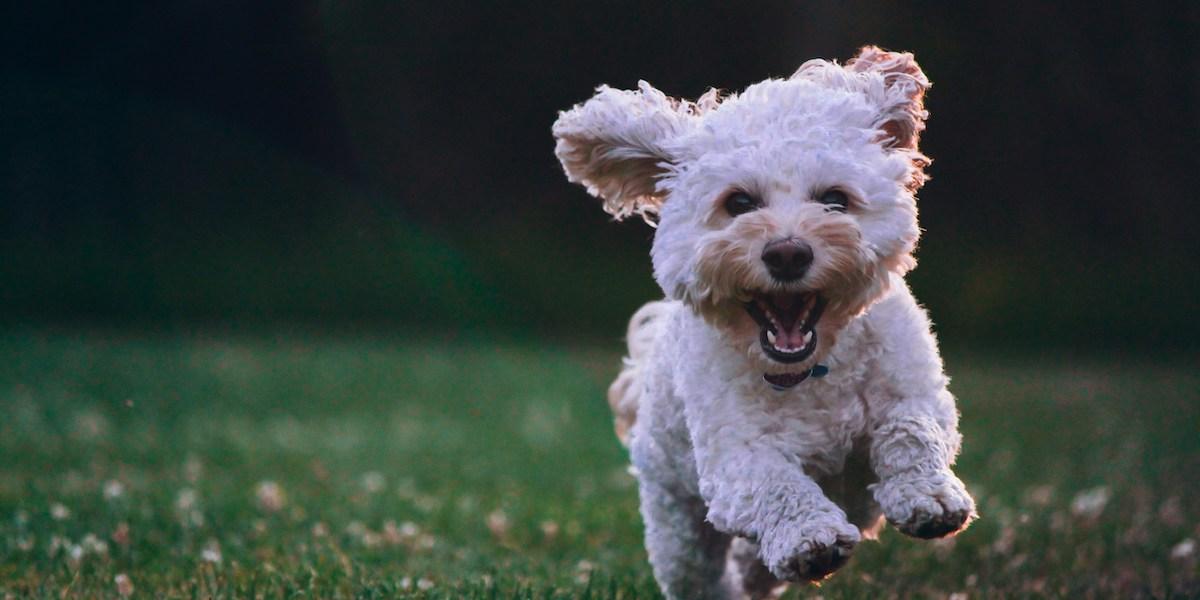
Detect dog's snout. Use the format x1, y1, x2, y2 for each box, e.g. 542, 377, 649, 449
761, 238, 813, 282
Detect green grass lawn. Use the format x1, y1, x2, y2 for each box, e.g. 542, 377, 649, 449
0, 329, 1196, 598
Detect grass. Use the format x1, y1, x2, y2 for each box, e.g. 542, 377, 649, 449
0, 328, 1196, 598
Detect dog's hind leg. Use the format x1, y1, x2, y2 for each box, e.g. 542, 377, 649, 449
631, 372, 735, 599
725, 537, 786, 600
638, 478, 735, 600
607, 300, 673, 445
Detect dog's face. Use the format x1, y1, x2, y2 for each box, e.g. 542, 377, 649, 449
554, 47, 930, 381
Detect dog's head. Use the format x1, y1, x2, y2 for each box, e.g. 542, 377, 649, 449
553, 47, 931, 380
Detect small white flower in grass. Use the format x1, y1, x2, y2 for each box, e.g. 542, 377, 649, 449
1159, 496, 1185, 528
201, 540, 222, 564
114, 573, 134, 597
82, 533, 108, 556
175, 488, 198, 512
1070, 486, 1111, 520
361, 472, 386, 494
948, 593, 968, 600
361, 530, 382, 548
16, 536, 34, 552
311, 522, 329, 538
399, 576, 412, 590
1171, 538, 1196, 561
255, 481, 286, 513
540, 520, 560, 541
486, 510, 509, 539
175, 489, 205, 527
345, 521, 367, 537
576, 559, 596, 583
50, 503, 70, 520
187, 510, 205, 527
1024, 484, 1054, 507
103, 480, 126, 501
67, 543, 84, 565
47, 535, 66, 557
382, 520, 404, 545
416, 578, 434, 591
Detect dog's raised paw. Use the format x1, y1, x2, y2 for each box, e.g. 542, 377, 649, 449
769, 536, 857, 583
898, 507, 972, 539
790, 539, 855, 582
873, 470, 977, 540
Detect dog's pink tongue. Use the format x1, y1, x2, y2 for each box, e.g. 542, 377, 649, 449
776, 322, 807, 350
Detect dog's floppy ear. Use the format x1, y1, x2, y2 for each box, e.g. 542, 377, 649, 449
553, 81, 692, 222
844, 46, 930, 152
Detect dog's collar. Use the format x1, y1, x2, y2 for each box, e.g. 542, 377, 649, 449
764, 364, 829, 391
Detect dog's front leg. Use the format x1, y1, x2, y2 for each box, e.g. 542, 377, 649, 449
693, 440, 861, 582
863, 287, 977, 539
868, 406, 976, 539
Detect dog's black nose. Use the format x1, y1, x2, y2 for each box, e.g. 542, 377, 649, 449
761, 238, 813, 282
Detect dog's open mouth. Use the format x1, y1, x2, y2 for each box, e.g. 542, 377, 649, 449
744, 292, 827, 364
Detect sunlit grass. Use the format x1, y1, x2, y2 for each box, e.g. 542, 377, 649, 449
0, 330, 1196, 598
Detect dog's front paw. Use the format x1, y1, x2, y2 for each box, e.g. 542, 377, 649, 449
873, 470, 976, 539
763, 519, 861, 582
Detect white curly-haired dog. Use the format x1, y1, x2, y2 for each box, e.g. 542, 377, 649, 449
552, 47, 976, 599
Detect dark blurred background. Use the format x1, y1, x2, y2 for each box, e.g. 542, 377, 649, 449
2, 1, 1197, 350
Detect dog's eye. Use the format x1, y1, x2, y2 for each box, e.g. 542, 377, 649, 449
723, 192, 762, 217
816, 189, 849, 211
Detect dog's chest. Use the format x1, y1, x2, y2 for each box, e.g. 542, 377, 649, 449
758, 380, 871, 477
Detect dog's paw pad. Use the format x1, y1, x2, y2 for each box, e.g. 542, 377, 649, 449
899, 508, 972, 539
786, 539, 856, 582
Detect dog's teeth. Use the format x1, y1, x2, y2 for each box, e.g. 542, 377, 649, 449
803, 331, 813, 344
766, 330, 777, 344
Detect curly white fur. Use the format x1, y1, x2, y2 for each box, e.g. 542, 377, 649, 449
554, 47, 976, 599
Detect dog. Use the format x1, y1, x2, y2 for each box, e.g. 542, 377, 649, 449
552, 47, 976, 599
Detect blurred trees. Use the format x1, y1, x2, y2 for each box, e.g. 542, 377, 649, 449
1, 1, 1196, 348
